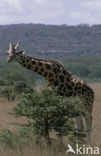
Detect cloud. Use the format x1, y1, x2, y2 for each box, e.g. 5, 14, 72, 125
5, 0, 19, 6
34, 0, 49, 5
4, 0, 22, 11
70, 11, 100, 25
69, 0, 101, 25
82, 0, 101, 11
0, 0, 64, 25
0, 0, 101, 25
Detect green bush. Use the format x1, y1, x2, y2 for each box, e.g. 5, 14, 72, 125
0, 86, 12, 101
0, 88, 85, 149
0, 81, 35, 101
0, 129, 32, 149
13, 88, 85, 140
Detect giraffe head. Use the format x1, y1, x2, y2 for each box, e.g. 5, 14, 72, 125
6, 42, 24, 62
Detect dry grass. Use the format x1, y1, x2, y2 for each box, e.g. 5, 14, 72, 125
0, 83, 101, 156
0, 98, 32, 132
90, 83, 101, 147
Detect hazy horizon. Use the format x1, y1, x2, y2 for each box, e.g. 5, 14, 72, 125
0, 23, 96, 26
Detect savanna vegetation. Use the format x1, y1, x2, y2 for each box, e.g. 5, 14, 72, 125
0, 56, 99, 156
63, 57, 101, 82
0, 56, 101, 90
0, 24, 101, 156
0, 87, 86, 155
0, 56, 101, 101
0, 83, 100, 156
1, 24, 101, 59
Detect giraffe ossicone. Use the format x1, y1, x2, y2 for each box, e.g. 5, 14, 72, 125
6, 42, 94, 144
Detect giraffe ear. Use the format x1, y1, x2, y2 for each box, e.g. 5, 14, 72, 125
9, 42, 13, 51
15, 42, 20, 50
22, 51, 25, 54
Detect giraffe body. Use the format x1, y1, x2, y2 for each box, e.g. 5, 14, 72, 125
6, 42, 94, 144
17, 54, 94, 113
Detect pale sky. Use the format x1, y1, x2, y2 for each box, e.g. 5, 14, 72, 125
0, 0, 101, 25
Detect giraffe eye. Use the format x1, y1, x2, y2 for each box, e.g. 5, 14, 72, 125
16, 52, 19, 55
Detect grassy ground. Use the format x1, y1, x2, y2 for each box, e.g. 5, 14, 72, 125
0, 83, 101, 156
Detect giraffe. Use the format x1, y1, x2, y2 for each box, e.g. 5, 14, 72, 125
6, 42, 94, 144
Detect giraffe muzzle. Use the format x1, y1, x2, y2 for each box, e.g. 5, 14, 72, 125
7, 56, 12, 62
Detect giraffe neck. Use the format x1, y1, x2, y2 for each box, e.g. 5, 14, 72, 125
17, 54, 54, 79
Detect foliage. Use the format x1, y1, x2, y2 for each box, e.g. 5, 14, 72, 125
0, 60, 36, 86
63, 57, 101, 80
0, 81, 35, 101
0, 24, 101, 85
0, 88, 86, 149
0, 86, 12, 101
13, 88, 85, 140
0, 60, 35, 100
0, 129, 33, 149
1, 24, 101, 59
1, 57, 101, 87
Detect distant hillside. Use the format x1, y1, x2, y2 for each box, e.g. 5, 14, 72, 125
0, 24, 101, 59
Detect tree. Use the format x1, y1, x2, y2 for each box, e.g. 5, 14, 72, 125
0, 86, 12, 101
0, 81, 34, 101
13, 87, 85, 144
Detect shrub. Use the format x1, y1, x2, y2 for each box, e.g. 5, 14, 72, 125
13, 88, 85, 141
0, 87, 85, 149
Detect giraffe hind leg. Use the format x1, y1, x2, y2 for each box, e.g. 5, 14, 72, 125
75, 115, 84, 131
75, 115, 84, 144
84, 115, 92, 146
